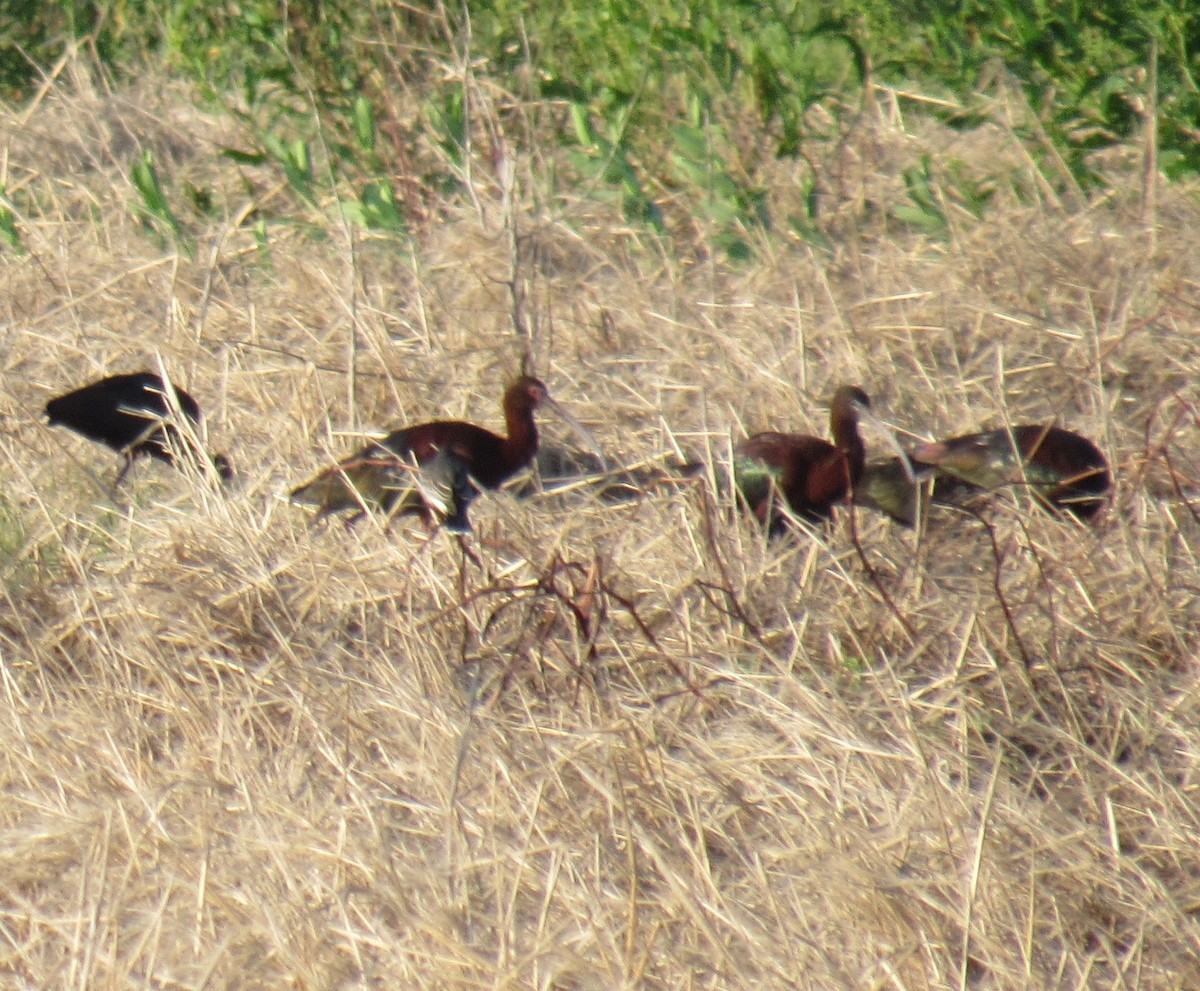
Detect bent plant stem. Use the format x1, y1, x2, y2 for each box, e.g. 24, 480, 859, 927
965, 506, 1033, 670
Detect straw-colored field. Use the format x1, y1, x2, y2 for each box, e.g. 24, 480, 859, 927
4, 68, 1200, 989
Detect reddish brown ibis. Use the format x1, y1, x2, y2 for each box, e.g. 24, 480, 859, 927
45, 371, 232, 483
855, 424, 1111, 525
914, 424, 1111, 519
290, 375, 594, 532
735, 385, 906, 531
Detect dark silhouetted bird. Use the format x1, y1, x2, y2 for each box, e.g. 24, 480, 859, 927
45, 371, 231, 483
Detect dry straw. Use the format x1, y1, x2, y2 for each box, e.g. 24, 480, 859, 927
1, 63, 1199, 990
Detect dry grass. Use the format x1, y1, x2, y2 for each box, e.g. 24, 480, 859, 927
2, 67, 1200, 990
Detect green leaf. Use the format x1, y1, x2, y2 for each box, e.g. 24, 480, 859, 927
570, 103, 597, 147
0, 187, 22, 253
221, 149, 269, 166
130, 149, 190, 254
352, 95, 375, 154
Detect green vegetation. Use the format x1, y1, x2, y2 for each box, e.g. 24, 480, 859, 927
876, 1, 1200, 181
0, 185, 22, 253
2, 1, 1196, 255
8, 3, 1200, 986
130, 150, 190, 255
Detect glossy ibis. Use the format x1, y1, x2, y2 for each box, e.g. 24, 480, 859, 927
735, 385, 908, 531
290, 375, 593, 532
45, 371, 231, 483
855, 424, 1111, 525
914, 424, 1111, 519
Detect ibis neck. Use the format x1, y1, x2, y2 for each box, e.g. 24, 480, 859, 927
831, 411, 861, 450
502, 401, 539, 469
831, 413, 866, 479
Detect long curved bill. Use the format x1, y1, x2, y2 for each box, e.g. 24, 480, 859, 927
542, 395, 609, 473
855, 401, 916, 483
